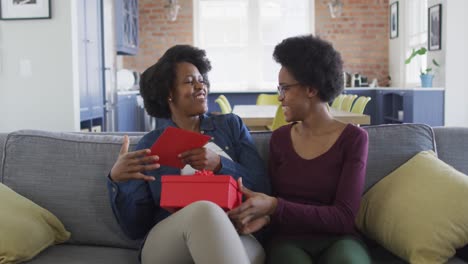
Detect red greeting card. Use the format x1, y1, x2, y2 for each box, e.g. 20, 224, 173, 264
149, 127, 211, 168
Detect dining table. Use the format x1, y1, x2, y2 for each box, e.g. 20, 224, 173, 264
232, 105, 371, 128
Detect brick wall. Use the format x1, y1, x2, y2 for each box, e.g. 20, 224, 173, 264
125, 0, 390, 86
123, 0, 193, 73
316, 0, 390, 86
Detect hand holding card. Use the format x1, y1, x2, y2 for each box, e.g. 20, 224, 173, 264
149, 127, 211, 168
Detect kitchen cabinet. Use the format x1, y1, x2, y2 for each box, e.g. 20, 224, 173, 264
117, 92, 145, 132
78, 0, 105, 128
376, 89, 444, 126
343, 88, 444, 126
115, 0, 139, 55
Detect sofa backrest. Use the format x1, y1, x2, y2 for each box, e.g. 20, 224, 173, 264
0, 124, 451, 249
0, 130, 145, 250
433, 127, 468, 175
362, 124, 435, 191
251, 124, 437, 192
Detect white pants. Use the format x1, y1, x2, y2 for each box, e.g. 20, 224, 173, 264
141, 201, 265, 264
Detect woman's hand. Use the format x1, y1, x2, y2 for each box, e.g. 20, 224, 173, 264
110, 135, 160, 183
178, 147, 221, 172
235, 215, 270, 235
228, 178, 277, 234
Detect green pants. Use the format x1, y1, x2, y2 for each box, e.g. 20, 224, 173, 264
267, 236, 371, 264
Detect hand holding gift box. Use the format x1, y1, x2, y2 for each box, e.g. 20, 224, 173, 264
160, 170, 242, 212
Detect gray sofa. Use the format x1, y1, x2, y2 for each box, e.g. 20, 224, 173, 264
1, 124, 467, 263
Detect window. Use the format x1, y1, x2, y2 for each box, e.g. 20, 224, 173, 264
406, 0, 428, 86
194, 0, 311, 92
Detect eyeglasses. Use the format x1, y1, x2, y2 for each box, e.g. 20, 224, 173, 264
277, 83, 300, 97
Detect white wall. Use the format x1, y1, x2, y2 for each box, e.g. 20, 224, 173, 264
427, 0, 446, 89
390, 0, 468, 126
444, 0, 468, 126
388, 0, 406, 87
0, 1, 80, 132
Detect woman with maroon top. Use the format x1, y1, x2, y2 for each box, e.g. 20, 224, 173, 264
228, 35, 371, 264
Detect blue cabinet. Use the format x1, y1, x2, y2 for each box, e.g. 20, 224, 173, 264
376, 89, 444, 126
117, 93, 141, 132
343, 88, 444, 126
116, 0, 139, 55
78, 0, 105, 127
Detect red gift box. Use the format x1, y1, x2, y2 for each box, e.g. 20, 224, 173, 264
160, 170, 242, 212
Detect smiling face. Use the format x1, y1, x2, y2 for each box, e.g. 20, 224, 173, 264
278, 66, 317, 122
169, 62, 208, 118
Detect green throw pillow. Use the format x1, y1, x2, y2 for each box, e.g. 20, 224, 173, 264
356, 151, 468, 264
0, 183, 71, 264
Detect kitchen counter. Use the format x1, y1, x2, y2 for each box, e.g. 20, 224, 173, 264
117, 89, 140, 95
345, 87, 445, 91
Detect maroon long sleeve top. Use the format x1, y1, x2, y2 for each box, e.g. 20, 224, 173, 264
269, 123, 369, 238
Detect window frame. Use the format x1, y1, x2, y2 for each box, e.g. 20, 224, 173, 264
193, 0, 315, 93
405, 0, 428, 87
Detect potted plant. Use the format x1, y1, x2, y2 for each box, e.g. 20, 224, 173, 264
405, 47, 440, 87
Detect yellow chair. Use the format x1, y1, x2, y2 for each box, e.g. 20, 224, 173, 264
256, 94, 279, 105
267, 105, 288, 131
218, 95, 232, 113
331, 94, 345, 109
351, 96, 372, 114
340, 94, 358, 112
215, 98, 231, 114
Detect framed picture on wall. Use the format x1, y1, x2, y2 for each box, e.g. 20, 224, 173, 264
428, 4, 442, 50
390, 2, 398, 39
0, 0, 51, 20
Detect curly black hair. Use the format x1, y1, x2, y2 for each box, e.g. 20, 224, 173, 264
273, 35, 343, 102
139, 45, 212, 118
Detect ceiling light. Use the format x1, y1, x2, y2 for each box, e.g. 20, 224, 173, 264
325, 0, 343, 18
164, 0, 180, 22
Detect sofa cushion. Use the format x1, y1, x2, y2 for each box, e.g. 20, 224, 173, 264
433, 127, 468, 175
0, 183, 70, 264
26, 245, 138, 264
362, 124, 435, 192
356, 151, 468, 264
2, 130, 145, 249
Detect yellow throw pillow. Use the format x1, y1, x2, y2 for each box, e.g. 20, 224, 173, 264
356, 151, 468, 264
0, 183, 71, 264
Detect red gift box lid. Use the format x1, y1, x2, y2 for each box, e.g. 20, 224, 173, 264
162, 175, 237, 184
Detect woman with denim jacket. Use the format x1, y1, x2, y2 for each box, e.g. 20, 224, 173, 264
107, 45, 270, 264
228, 35, 371, 264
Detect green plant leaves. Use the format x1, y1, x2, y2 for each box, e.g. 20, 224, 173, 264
405, 47, 428, 64
406, 47, 440, 75
416, 47, 427, 55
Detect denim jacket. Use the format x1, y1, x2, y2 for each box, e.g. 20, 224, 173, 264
107, 113, 270, 240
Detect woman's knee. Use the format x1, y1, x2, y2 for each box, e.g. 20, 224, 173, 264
186, 200, 225, 214
184, 201, 228, 223
268, 241, 313, 264
318, 239, 371, 264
